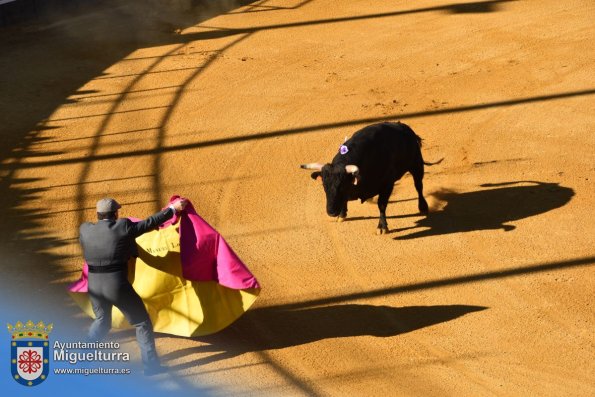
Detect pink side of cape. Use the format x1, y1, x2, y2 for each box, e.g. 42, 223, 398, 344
69, 262, 89, 292
68, 197, 260, 292
163, 196, 260, 290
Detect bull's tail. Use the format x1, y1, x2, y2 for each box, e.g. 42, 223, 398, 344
424, 158, 444, 166
403, 123, 442, 165
415, 133, 423, 148
415, 134, 443, 166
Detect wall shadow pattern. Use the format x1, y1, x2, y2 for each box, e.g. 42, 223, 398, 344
0, 0, 262, 393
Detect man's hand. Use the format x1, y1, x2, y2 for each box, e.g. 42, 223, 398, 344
171, 198, 188, 213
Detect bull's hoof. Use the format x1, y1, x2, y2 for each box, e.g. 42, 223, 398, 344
376, 228, 388, 235
337, 216, 346, 223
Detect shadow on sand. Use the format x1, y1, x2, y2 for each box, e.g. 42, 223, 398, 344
394, 181, 574, 239
160, 304, 487, 370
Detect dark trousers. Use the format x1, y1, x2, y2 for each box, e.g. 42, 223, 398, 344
87, 270, 159, 368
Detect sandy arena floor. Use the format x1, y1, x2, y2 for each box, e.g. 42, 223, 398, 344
1, 0, 594, 395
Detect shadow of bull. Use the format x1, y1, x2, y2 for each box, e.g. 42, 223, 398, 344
395, 181, 574, 239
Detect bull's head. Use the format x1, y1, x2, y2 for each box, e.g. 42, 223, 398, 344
301, 163, 359, 217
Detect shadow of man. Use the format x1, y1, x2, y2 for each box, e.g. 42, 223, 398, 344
161, 304, 487, 370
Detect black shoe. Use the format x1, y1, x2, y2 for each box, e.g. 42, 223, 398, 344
144, 365, 167, 376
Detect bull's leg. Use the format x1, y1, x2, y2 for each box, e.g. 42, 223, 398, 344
337, 202, 348, 222
411, 165, 429, 214
376, 185, 393, 235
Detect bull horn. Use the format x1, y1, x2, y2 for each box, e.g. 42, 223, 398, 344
345, 165, 359, 174
300, 163, 324, 170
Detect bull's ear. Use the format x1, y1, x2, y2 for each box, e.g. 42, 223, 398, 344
311, 171, 322, 182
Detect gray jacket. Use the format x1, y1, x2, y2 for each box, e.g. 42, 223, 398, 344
79, 208, 174, 268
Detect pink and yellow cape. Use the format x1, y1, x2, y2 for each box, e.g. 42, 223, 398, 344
68, 196, 260, 337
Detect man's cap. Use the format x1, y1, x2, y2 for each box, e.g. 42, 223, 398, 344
96, 198, 122, 213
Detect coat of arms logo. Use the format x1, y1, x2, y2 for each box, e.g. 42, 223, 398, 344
7, 320, 52, 387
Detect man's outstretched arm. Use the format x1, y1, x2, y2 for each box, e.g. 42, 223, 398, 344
127, 198, 188, 238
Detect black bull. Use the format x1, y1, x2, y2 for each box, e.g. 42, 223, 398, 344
301, 122, 441, 234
